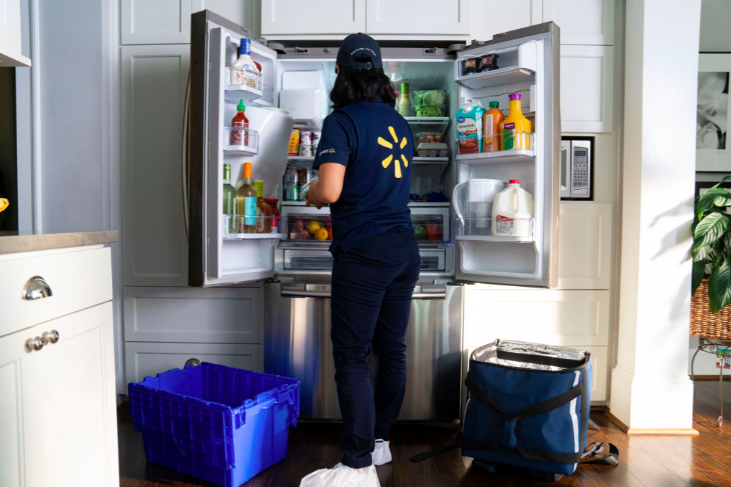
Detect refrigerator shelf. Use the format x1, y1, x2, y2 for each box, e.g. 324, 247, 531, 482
404, 117, 450, 136
412, 157, 449, 165
223, 127, 259, 155
456, 66, 535, 90
223, 232, 286, 240
455, 234, 534, 243
456, 149, 535, 164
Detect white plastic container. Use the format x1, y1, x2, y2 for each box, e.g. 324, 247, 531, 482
491, 179, 534, 237
453, 179, 505, 236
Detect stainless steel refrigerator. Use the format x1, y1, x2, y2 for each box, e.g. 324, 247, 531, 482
187, 10, 561, 420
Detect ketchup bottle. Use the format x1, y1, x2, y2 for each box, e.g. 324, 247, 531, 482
231, 99, 249, 146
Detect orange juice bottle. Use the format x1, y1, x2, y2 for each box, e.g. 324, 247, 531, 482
483, 101, 505, 152
500, 93, 531, 150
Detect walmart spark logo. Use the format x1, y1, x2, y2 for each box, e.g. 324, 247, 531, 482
378, 126, 409, 179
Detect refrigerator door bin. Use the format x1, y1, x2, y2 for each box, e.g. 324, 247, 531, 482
224, 127, 259, 155
226, 65, 262, 92
225, 215, 286, 240
456, 133, 535, 162
455, 217, 535, 243
455, 42, 538, 89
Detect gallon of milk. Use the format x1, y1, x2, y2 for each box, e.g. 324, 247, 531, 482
491, 179, 534, 237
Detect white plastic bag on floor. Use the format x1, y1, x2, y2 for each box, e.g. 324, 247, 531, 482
300, 463, 380, 487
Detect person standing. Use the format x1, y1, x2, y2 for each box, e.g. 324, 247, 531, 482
300, 33, 420, 487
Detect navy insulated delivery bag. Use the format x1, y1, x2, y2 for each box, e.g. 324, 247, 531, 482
412, 340, 618, 478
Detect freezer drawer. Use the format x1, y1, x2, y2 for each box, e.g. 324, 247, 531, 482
284, 249, 333, 270
264, 282, 463, 421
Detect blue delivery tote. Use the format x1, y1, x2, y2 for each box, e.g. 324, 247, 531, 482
128, 362, 300, 487
411, 340, 617, 480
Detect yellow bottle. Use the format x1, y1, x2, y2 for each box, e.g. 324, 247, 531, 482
500, 93, 531, 150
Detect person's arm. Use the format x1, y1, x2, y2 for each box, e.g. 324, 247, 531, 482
307, 163, 346, 208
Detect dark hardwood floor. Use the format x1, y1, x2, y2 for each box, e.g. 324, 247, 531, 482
118, 381, 731, 487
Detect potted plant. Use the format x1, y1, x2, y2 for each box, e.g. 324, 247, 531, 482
691, 178, 731, 339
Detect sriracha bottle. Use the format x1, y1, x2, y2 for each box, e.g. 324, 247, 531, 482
231, 100, 249, 146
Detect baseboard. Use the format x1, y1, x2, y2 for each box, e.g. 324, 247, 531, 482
627, 428, 699, 436
590, 404, 607, 411
693, 375, 731, 381
604, 408, 629, 433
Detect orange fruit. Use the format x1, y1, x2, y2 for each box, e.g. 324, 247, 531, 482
307, 221, 321, 234
314, 228, 329, 240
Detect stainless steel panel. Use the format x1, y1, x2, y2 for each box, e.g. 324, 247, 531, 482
264, 282, 463, 420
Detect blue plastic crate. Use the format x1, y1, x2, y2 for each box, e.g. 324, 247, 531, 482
128, 362, 300, 487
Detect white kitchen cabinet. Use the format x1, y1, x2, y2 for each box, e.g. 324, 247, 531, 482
122, 45, 190, 287
0, 0, 31, 66
366, 0, 471, 35
558, 203, 612, 289
121, 0, 192, 44
125, 342, 263, 385
560, 45, 614, 133
261, 0, 366, 36
543, 0, 614, 45
463, 288, 611, 348
192, 0, 261, 38
123, 286, 263, 343
0, 245, 118, 487
471, 0, 542, 43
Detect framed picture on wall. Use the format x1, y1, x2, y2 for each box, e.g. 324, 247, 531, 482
697, 54, 731, 171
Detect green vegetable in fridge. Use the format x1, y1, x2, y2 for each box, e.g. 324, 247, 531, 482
414, 90, 446, 106
414, 225, 428, 240
415, 105, 444, 117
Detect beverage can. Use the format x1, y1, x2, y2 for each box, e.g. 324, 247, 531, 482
284, 167, 299, 184
299, 168, 314, 184
300, 145, 313, 157
300, 131, 313, 145
253, 180, 264, 198
284, 184, 300, 201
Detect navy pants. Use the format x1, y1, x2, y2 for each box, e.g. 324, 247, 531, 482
331, 226, 421, 469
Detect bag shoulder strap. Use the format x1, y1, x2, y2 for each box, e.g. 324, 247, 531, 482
581, 442, 619, 466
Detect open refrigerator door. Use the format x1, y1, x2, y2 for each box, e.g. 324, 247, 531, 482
453, 23, 560, 288
189, 11, 293, 286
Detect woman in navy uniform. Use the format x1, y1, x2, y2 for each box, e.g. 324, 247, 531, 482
301, 34, 420, 487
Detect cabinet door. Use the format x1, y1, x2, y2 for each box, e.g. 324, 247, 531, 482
0, 330, 27, 487
192, 0, 260, 38
543, 0, 614, 45
122, 45, 190, 287
22, 303, 119, 487
560, 45, 614, 133
125, 342, 263, 385
558, 203, 612, 289
123, 286, 263, 343
366, 0, 471, 35
121, 0, 192, 44
261, 0, 366, 36
471, 0, 542, 43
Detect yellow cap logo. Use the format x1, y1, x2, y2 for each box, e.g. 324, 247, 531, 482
378, 126, 409, 178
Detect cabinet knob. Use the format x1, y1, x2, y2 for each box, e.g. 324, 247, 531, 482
185, 358, 201, 367
42, 330, 60, 345
25, 337, 44, 352
23, 276, 53, 300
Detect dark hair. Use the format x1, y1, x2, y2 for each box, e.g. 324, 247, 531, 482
330, 59, 396, 109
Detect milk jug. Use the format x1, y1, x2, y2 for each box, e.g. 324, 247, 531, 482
492, 179, 534, 237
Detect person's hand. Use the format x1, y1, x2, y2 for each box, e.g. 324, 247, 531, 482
306, 179, 324, 209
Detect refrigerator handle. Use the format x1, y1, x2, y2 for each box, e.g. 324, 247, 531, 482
181, 70, 191, 239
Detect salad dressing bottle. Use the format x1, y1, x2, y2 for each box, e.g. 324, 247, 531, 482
398, 83, 411, 117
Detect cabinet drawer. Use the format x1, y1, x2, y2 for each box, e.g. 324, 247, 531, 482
125, 342, 263, 385
0, 247, 112, 338
123, 286, 263, 343
463, 288, 611, 347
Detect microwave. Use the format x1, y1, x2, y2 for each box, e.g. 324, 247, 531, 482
561, 137, 593, 200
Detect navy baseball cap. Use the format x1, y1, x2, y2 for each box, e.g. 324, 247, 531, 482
336, 33, 383, 69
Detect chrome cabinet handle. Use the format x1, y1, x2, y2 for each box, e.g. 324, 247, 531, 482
25, 337, 44, 352
185, 358, 201, 367
23, 276, 53, 300
42, 330, 60, 345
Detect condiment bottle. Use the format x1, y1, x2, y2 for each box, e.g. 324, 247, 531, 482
398, 83, 412, 117
231, 100, 249, 146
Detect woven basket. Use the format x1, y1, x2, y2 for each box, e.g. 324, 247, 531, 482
691, 280, 731, 340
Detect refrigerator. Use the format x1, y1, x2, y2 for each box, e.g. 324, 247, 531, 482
187, 10, 560, 420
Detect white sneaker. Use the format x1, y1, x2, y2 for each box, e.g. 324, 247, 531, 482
300, 462, 380, 487
371, 439, 392, 466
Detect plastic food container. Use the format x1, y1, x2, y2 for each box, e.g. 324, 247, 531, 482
412, 90, 448, 117
128, 362, 300, 487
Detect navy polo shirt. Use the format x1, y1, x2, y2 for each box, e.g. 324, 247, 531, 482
313, 100, 414, 252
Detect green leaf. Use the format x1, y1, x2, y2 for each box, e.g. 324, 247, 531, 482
709, 256, 731, 313
692, 239, 714, 261
694, 212, 730, 246
697, 188, 731, 219
692, 260, 706, 296
712, 176, 731, 188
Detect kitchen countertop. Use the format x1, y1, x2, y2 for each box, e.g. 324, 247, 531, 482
0, 231, 119, 255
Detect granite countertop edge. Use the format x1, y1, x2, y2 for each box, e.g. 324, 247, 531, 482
0, 231, 119, 255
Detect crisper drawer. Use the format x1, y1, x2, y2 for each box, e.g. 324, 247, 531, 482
0, 246, 112, 338
284, 249, 333, 270
125, 342, 263, 386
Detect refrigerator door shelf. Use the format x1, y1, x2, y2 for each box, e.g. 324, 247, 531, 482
456, 66, 535, 90
455, 217, 535, 243
455, 41, 538, 90
224, 215, 287, 240
455, 149, 535, 164
223, 128, 259, 155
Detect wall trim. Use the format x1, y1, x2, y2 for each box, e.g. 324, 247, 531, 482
627, 428, 699, 436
